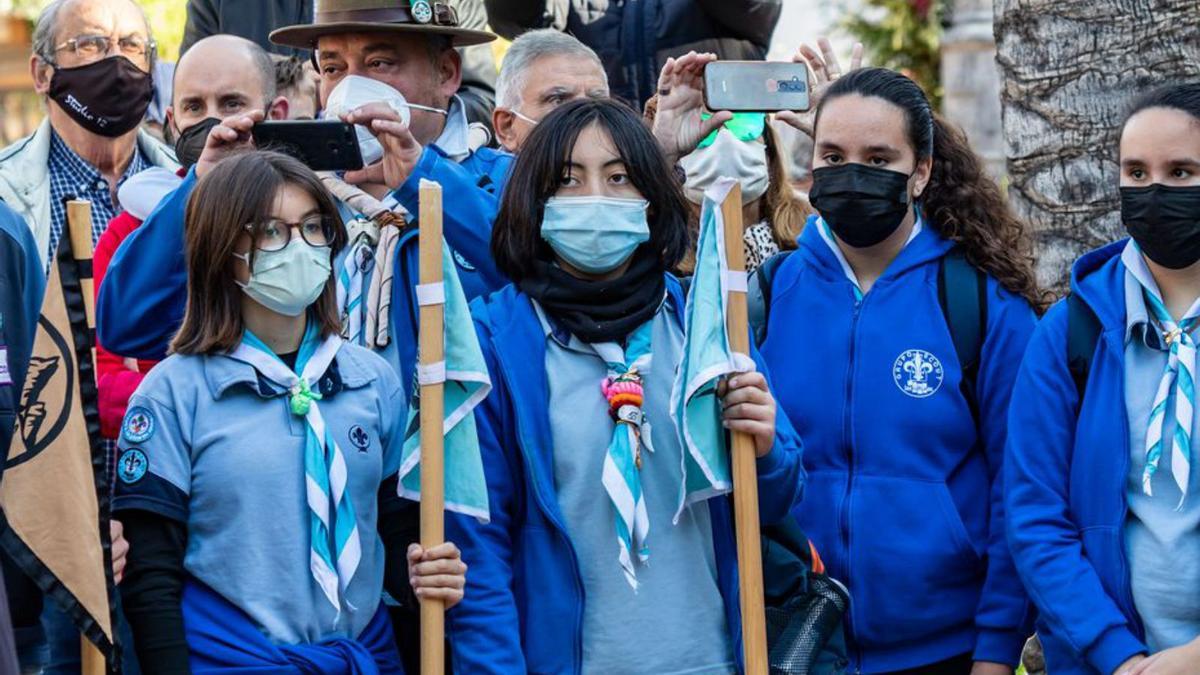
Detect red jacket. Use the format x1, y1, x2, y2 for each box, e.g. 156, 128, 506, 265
94, 210, 158, 439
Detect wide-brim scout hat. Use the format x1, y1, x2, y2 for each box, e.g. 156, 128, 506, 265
271, 0, 496, 50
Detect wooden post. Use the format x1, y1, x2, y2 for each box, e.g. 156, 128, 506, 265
720, 183, 768, 675
66, 199, 105, 675
417, 181, 446, 675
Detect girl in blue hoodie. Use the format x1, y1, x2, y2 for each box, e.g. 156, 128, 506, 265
444, 97, 806, 674
1006, 83, 1200, 675
759, 67, 1042, 674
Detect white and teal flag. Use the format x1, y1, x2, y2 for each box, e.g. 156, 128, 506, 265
671, 177, 755, 521
399, 242, 491, 522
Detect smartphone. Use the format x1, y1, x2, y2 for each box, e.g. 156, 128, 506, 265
251, 120, 364, 171
704, 61, 811, 113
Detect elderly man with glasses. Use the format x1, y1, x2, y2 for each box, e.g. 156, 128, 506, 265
0, 0, 177, 274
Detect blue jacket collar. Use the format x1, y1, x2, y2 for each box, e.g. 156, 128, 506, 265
1070, 239, 1130, 333
797, 212, 955, 286
479, 275, 687, 525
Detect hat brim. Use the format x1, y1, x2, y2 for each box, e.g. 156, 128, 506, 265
269, 22, 496, 50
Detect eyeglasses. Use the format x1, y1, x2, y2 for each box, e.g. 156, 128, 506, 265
697, 112, 767, 149
244, 217, 335, 252
52, 34, 155, 63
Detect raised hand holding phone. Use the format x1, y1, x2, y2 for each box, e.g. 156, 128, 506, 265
777, 38, 865, 137
195, 110, 263, 178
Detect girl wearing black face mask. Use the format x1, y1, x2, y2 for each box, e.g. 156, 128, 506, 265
755, 65, 1045, 675
1006, 83, 1200, 675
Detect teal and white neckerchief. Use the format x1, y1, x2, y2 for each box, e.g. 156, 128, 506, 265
1124, 244, 1200, 507
230, 323, 360, 615
592, 320, 656, 590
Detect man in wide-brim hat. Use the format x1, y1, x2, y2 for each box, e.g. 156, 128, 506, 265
270, 0, 511, 295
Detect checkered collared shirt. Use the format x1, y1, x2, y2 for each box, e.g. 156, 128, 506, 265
46, 131, 150, 268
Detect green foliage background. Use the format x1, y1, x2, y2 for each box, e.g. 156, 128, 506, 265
1, 0, 187, 61
841, 0, 943, 108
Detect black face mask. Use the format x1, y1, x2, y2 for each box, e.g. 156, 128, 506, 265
48, 55, 153, 138
173, 117, 221, 170
1122, 184, 1200, 269
809, 164, 913, 248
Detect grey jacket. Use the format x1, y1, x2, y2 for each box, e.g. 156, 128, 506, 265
486, 0, 782, 106
180, 0, 498, 129
0, 119, 178, 270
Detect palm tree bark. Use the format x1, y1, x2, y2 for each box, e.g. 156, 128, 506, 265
993, 0, 1200, 289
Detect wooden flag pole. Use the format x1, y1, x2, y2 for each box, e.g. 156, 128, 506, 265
66, 199, 106, 675
720, 183, 768, 675
417, 181, 446, 675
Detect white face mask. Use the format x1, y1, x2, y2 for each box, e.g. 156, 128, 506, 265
235, 239, 332, 317
323, 74, 448, 165
679, 128, 770, 206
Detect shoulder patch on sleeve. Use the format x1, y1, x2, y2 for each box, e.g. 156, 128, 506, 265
117, 448, 149, 484
122, 406, 155, 443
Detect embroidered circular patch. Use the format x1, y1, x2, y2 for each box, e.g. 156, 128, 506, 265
452, 249, 476, 271
349, 424, 371, 451
411, 0, 434, 23
892, 349, 944, 398
118, 448, 149, 484
122, 406, 155, 443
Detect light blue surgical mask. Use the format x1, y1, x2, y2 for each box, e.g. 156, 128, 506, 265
235, 239, 332, 316
541, 196, 650, 274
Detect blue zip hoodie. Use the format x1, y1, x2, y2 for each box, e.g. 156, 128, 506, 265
0, 201, 45, 465
97, 145, 512, 362
444, 276, 806, 674
761, 219, 1036, 672
1005, 240, 1150, 675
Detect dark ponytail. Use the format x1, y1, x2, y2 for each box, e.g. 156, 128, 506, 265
817, 68, 1048, 312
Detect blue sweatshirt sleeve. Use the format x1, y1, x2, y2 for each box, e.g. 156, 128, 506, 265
751, 345, 806, 525
0, 204, 44, 459
393, 147, 505, 291
444, 315, 527, 674
971, 280, 1037, 666
97, 169, 196, 361
1005, 301, 1146, 675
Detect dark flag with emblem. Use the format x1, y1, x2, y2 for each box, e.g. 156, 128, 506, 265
0, 200, 116, 664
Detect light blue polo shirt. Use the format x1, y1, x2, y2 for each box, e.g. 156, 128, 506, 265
1120, 242, 1200, 652
535, 300, 735, 675
113, 339, 407, 645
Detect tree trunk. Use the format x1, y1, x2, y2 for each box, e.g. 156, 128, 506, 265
942, 0, 1005, 180
993, 0, 1200, 290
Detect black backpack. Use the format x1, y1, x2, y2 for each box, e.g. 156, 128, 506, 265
750, 247, 989, 418
1065, 293, 1102, 403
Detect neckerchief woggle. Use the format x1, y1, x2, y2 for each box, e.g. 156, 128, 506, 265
400, 241, 491, 522
590, 320, 656, 590
1124, 242, 1199, 508
670, 176, 751, 521
230, 322, 361, 617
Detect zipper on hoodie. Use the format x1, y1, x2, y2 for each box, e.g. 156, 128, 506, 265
842, 291, 864, 673
499, 355, 588, 673
1113, 353, 1146, 638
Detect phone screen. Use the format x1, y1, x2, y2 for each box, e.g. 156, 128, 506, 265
704, 61, 811, 113
252, 120, 365, 172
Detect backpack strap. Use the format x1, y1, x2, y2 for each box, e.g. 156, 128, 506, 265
938, 248, 987, 423
749, 251, 793, 347
1066, 293, 1101, 405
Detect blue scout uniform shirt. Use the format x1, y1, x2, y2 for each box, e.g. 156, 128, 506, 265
1120, 243, 1200, 652
112, 340, 406, 644
535, 300, 735, 675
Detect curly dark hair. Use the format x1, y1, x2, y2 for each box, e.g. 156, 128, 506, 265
820, 68, 1050, 312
